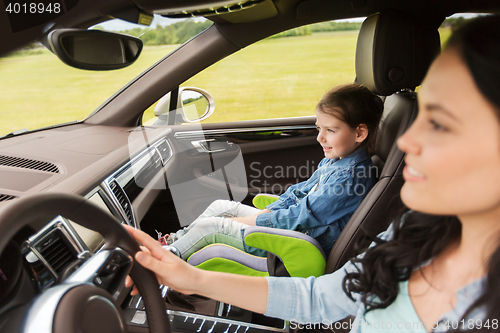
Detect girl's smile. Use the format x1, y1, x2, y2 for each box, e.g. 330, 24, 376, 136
315, 109, 367, 159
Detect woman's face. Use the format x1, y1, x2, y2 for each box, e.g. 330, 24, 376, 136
397, 48, 500, 218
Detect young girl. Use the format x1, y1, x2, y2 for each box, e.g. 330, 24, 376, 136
161, 83, 383, 259
126, 15, 500, 332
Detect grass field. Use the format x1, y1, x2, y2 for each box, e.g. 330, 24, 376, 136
0, 28, 451, 136
0, 45, 178, 135
170, 31, 359, 124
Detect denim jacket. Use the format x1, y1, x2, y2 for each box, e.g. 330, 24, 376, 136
265, 219, 486, 332
255, 147, 376, 253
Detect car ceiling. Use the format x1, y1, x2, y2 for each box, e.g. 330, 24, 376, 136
1, 0, 499, 57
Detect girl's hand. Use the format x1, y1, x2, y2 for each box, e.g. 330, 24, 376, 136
231, 208, 271, 225
123, 225, 201, 295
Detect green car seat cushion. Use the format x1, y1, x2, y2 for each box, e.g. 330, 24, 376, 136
243, 227, 326, 278
252, 194, 279, 210
188, 244, 269, 277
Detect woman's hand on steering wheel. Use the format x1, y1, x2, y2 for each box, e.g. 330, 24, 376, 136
123, 225, 202, 296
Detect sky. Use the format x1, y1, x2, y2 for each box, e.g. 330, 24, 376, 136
96, 13, 479, 32
96, 15, 203, 31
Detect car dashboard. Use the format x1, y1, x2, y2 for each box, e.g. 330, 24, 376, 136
0, 122, 290, 333
0, 123, 173, 326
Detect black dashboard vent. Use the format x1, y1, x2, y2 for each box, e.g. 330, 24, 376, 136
0, 194, 17, 202
156, 139, 172, 164
0, 155, 60, 173
37, 231, 76, 274
109, 180, 133, 223
30, 256, 55, 290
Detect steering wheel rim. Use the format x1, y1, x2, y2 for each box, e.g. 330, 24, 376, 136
0, 192, 171, 333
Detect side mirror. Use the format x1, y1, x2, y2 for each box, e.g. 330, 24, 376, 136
153, 87, 215, 124
179, 87, 215, 123
43, 29, 143, 70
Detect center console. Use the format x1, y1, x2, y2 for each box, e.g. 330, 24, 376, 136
123, 287, 288, 333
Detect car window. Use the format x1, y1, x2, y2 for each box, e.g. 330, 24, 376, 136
143, 20, 362, 125
0, 17, 212, 137
143, 18, 465, 126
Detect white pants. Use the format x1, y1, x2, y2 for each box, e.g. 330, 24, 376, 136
170, 200, 261, 259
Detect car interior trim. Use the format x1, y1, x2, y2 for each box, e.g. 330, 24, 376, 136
23, 283, 82, 333
84, 187, 122, 221
173, 125, 317, 139
101, 137, 173, 227
23, 248, 133, 333
165, 309, 289, 333
0, 155, 60, 174
23, 216, 90, 290
65, 248, 133, 294
102, 180, 137, 227
160, 0, 267, 18
0, 193, 17, 202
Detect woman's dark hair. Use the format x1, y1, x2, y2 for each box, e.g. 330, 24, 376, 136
317, 83, 384, 153
342, 15, 500, 330
343, 211, 461, 311
446, 15, 500, 117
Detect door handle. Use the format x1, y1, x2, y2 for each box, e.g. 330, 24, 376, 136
191, 139, 230, 153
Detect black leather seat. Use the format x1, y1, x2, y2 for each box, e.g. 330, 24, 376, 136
326, 10, 441, 273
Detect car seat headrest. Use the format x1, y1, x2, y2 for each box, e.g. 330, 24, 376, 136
356, 10, 441, 96
372, 92, 416, 170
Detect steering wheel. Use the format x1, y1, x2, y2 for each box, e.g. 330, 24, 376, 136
0, 193, 171, 333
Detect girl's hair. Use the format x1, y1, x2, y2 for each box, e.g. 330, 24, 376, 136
342, 15, 500, 331
317, 83, 384, 153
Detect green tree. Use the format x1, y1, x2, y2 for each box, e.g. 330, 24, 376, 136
118, 19, 213, 45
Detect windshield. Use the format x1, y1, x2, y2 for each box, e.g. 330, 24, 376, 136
0, 14, 461, 138
0, 16, 211, 137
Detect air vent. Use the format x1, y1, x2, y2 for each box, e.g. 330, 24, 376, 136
0, 155, 59, 173
0, 194, 17, 202
156, 139, 172, 164
29, 256, 56, 290
109, 180, 133, 223
37, 231, 76, 274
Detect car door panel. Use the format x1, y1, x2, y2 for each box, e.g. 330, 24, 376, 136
163, 116, 323, 224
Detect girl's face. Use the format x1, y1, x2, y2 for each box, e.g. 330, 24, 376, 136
397, 48, 500, 218
315, 109, 365, 159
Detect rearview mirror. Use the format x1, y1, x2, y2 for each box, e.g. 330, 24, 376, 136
43, 29, 143, 70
